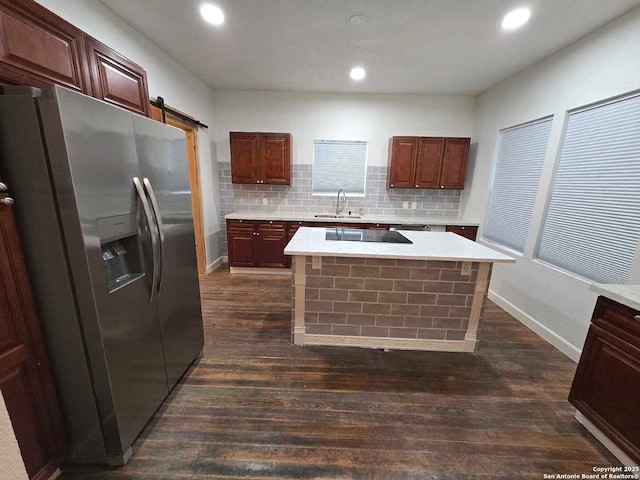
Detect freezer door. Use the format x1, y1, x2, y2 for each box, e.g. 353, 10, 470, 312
37, 86, 169, 462
133, 115, 204, 389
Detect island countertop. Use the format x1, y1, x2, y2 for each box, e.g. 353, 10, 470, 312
284, 227, 515, 263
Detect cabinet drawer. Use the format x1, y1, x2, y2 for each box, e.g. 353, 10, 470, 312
257, 221, 286, 232
227, 219, 254, 231
287, 222, 304, 238
592, 296, 640, 349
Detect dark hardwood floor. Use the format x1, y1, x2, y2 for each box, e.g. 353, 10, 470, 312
60, 267, 617, 479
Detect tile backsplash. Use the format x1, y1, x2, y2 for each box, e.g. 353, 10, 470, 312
219, 164, 461, 256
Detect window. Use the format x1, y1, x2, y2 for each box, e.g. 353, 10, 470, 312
538, 92, 640, 284
483, 117, 553, 253
312, 140, 367, 196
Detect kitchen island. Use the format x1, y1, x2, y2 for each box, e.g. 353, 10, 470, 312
284, 227, 514, 352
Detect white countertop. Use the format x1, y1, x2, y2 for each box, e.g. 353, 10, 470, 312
284, 227, 515, 263
590, 284, 640, 311
225, 211, 479, 226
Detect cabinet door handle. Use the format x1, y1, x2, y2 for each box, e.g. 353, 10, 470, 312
635, 315, 640, 322
0, 197, 15, 206
440, 185, 444, 189
390, 184, 394, 187
0, 182, 7, 192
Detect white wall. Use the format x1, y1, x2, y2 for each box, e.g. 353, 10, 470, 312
35, 0, 222, 268
468, 6, 640, 359
0, 394, 28, 480
211, 91, 476, 166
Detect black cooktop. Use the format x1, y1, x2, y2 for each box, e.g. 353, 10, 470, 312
325, 228, 413, 244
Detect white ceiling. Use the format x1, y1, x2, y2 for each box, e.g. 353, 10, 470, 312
99, 0, 640, 95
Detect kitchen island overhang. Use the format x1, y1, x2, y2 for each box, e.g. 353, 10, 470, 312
284, 227, 515, 352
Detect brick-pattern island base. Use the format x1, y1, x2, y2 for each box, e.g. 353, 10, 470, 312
286, 228, 515, 352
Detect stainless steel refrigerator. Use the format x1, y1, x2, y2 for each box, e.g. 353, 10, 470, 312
0, 85, 204, 465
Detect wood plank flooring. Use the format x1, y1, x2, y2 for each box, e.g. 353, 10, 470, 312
60, 267, 618, 479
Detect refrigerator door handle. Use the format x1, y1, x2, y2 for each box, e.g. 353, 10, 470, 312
143, 178, 165, 296
133, 177, 160, 301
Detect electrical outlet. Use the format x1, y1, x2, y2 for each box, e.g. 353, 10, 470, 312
403, 201, 409, 209
312, 256, 322, 269
263, 198, 268, 205
461, 262, 472, 276
411, 201, 417, 209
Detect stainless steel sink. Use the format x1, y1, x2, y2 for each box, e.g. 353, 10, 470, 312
314, 214, 362, 219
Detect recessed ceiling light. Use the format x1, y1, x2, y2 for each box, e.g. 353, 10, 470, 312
200, 4, 224, 25
350, 67, 366, 81
501, 8, 531, 30
350, 15, 366, 25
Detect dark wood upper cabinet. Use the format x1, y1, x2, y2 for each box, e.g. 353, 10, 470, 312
387, 136, 470, 190
569, 296, 640, 465
262, 134, 291, 185
0, 0, 90, 92
230, 132, 291, 185
0, 1, 151, 117
85, 36, 150, 117
440, 138, 470, 189
387, 137, 418, 188
230, 133, 261, 184
0, 180, 65, 480
415, 138, 445, 189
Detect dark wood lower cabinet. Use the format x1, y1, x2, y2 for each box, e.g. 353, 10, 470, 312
569, 296, 640, 464
227, 220, 288, 268
446, 225, 478, 241
229, 220, 395, 268
228, 220, 479, 268
257, 222, 287, 268
0, 193, 65, 480
227, 221, 257, 267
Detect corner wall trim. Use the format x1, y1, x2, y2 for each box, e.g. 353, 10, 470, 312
206, 256, 224, 274
488, 289, 581, 362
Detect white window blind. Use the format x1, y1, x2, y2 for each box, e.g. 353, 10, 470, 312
538, 93, 640, 284
483, 117, 553, 253
312, 140, 367, 195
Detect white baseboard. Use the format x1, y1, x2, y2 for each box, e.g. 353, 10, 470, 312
222, 255, 228, 263
303, 334, 466, 352
574, 411, 638, 467
488, 289, 581, 362
229, 267, 292, 276
206, 256, 224, 274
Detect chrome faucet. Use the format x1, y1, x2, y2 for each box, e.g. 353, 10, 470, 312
336, 189, 347, 216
